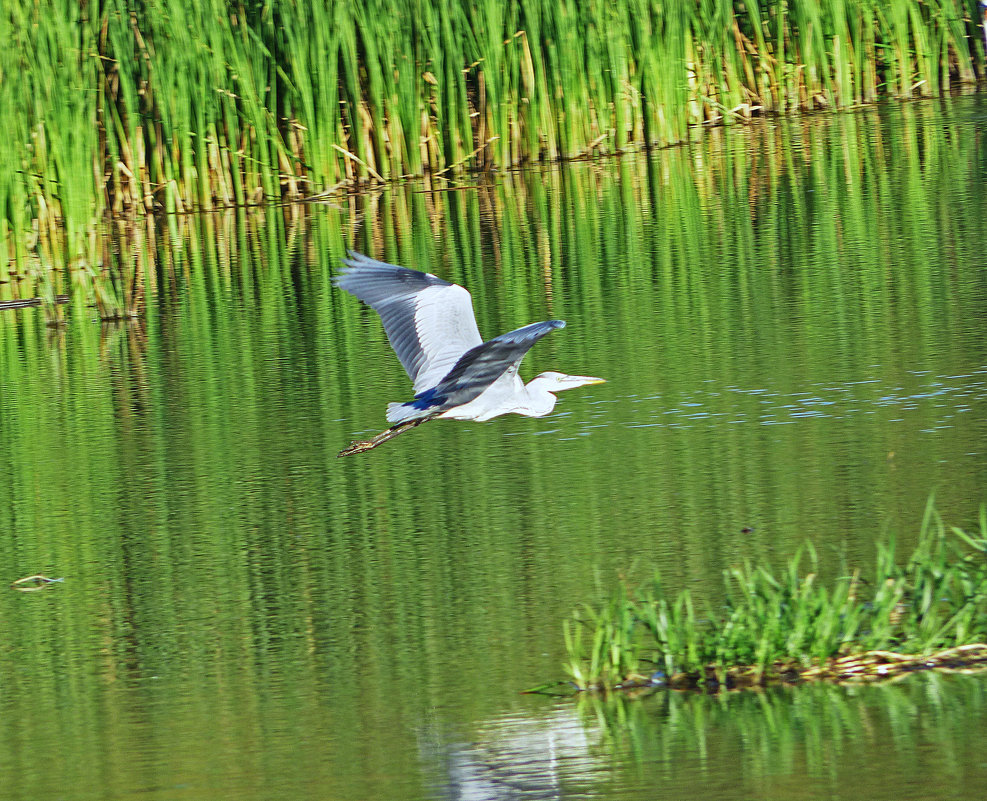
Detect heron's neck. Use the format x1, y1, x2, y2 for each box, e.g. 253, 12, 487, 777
520, 377, 558, 417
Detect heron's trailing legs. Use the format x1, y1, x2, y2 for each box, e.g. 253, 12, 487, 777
337, 416, 432, 457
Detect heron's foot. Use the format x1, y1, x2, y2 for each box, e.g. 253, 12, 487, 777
337, 417, 429, 457
337, 438, 380, 457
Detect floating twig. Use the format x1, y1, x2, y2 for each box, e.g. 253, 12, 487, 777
10, 574, 65, 591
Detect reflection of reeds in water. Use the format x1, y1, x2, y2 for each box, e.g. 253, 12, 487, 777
561, 502, 987, 691
3, 100, 985, 575
428, 674, 987, 799
575, 673, 987, 794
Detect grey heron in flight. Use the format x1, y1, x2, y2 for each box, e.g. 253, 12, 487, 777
334, 252, 605, 456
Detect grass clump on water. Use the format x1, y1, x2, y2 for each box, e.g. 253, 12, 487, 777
561, 502, 987, 692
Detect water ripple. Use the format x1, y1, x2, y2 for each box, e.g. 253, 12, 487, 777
608, 367, 987, 437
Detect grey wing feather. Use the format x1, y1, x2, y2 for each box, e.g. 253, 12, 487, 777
430, 320, 566, 406
334, 251, 484, 391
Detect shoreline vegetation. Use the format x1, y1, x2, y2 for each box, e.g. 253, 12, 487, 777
0, 91, 982, 320
549, 503, 987, 694
2, 1, 986, 304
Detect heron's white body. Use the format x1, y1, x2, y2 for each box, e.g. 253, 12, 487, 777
387, 370, 600, 423
437, 369, 558, 421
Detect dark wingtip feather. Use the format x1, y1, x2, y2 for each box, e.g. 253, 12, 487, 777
335, 250, 369, 279
489, 319, 566, 345
334, 251, 452, 294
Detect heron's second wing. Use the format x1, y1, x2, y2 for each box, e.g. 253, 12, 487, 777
335, 252, 484, 392
430, 320, 566, 403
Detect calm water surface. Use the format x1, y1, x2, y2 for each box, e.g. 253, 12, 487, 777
1, 97, 986, 799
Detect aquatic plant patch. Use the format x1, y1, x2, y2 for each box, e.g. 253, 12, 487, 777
558, 503, 987, 692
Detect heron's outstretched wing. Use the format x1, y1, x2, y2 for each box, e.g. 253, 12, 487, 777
334, 252, 484, 393
426, 320, 566, 407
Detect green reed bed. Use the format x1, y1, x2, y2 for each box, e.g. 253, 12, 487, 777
4, 92, 985, 329
559, 503, 987, 692
2, 0, 986, 290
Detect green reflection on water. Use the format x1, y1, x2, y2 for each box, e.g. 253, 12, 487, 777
565, 674, 987, 800
0, 96, 985, 799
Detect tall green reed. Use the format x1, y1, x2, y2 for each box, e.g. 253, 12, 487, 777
3, 0, 986, 300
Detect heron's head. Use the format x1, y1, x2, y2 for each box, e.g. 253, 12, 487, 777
519, 372, 605, 417
531, 371, 606, 392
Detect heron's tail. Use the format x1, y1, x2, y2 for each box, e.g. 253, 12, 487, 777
386, 401, 433, 424
386, 387, 447, 424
